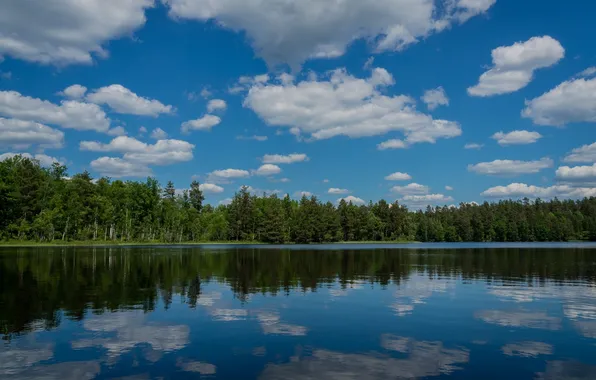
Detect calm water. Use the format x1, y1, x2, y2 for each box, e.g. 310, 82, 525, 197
2, 244, 596, 379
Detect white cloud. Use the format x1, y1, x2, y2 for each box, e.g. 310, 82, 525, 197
556, 163, 596, 183
219, 198, 233, 206
206, 168, 251, 184
421, 87, 449, 110
564, 142, 596, 163
86, 85, 173, 116
468, 157, 553, 176
385, 172, 412, 181
378, 139, 408, 150
150, 128, 168, 139
0, 0, 153, 65
468, 36, 565, 96
254, 164, 282, 176
206, 99, 227, 113
577, 66, 596, 78
164, 0, 494, 68
0, 152, 62, 167
181, 115, 221, 132
323, 179, 330, 183
262, 153, 309, 164
522, 77, 596, 126
328, 188, 350, 195
200, 87, 212, 99
445, 186, 454, 191
236, 135, 268, 141
338, 196, 365, 205
0, 90, 110, 132
464, 143, 483, 150
391, 183, 429, 195
295, 191, 313, 198
107, 126, 127, 136
491, 130, 543, 146
58, 85, 87, 99
243, 68, 461, 145
199, 183, 225, 193
240, 185, 281, 196
90, 157, 153, 178
0, 117, 64, 148
138, 126, 147, 135
80, 136, 194, 165
400, 194, 454, 207
481, 183, 596, 199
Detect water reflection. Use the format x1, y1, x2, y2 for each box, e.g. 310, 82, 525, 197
1, 246, 596, 379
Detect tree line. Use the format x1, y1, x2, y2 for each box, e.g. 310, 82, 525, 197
1, 155, 596, 243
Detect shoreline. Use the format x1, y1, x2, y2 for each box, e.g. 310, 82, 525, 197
0, 240, 419, 247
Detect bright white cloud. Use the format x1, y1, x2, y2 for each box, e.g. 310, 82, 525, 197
391, 183, 429, 195
80, 136, 194, 165
385, 172, 412, 181
378, 139, 408, 150
338, 196, 365, 205
164, 0, 494, 68
522, 77, 596, 126
556, 163, 596, 183
400, 194, 454, 207
421, 87, 449, 110
464, 143, 483, 150
90, 157, 153, 178
0, 0, 153, 65
0, 90, 110, 132
295, 191, 313, 198
58, 85, 87, 99
468, 157, 553, 176
328, 188, 350, 195
254, 164, 282, 176
243, 68, 461, 145
0, 152, 62, 167
577, 66, 596, 78
206, 99, 227, 113
0, 117, 64, 148
107, 126, 127, 136
150, 128, 168, 140
236, 135, 268, 141
199, 183, 225, 193
86, 85, 173, 116
181, 115, 221, 132
262, 153, 309, 164
563, 142, 596, 163
481, 183, 596, 199
206, 168, 251, 184
491, 130, 543, 146
468, 36, 565, 96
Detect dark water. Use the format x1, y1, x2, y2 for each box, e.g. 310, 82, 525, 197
2, 245, 596, 379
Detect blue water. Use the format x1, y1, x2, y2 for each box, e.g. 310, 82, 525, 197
1, 245, 596, 379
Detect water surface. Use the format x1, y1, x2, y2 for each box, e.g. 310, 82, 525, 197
2, 244, 596, 379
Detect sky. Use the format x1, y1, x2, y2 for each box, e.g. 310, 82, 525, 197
0, 0, 595, 208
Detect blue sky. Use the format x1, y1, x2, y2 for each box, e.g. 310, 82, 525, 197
1, 0, 595, 207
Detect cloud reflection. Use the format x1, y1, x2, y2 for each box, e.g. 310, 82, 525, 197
501, 342, 553, 358
536, 360, 596, 379
257, 312, 307, 336
475, 310, 561, 330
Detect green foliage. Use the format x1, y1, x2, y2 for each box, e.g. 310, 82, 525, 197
1, 156, 596, 243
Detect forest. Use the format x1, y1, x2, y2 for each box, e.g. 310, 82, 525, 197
1, 155, 596, 243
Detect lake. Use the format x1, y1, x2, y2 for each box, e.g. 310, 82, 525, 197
2, 244, 596, 379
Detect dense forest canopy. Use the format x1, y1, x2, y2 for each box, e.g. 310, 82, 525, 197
1, 155, 596, 243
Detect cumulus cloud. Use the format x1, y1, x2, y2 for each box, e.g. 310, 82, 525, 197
0, 152, 62, 167
464, 143, 484, 150
206, 99, 227, 113
328, 188, 350, 195
199, 183, 225, 193
295, 191, 313, 198
243, 68, 461, 145
86, 85, 173, 116
0, 117, 64, 149
338, 196, 365, 205
164, 0, 494, 68
400, 194, 454, 207
421, 87, 449, 110
564, 142, 596, 163
58, 85, 88, 99
391, 183, 429, 195
378, 139, 408, 150
491, 130, 543, 146
262, 153, 309, 164
254, 164, 282, 176
385, 172, 412, 181
90, 157, 153, 178
556, 163, 596, 183
468, 157, 553, 176
481, 183, 596, 199
0, 0, 153, 65
181, 115, 221, 132
107, 126, 127, 136
150, 128, 168, 140
468, 36, 565, 96
522, 77, 596, 126
0, 90, 110, 132
206, 169, 251, 184
577, 67, 596, 78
